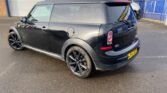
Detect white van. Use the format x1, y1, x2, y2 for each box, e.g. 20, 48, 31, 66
131, 0, 141, 19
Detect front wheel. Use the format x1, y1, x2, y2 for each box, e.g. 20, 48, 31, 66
8, 32, 24, 50
134, 11, 140, 20
66, 46, 93, 78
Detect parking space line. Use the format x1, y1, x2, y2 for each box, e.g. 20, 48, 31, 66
0, 62, 16, 78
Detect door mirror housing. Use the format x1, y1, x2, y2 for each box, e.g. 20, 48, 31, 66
21, 17, 27, 23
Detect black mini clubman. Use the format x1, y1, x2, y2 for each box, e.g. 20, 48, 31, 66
8, 0, 140, 78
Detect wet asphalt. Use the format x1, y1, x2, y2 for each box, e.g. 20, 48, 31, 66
0, 18, 167, 93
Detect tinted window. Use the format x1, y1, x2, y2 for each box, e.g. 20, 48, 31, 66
51, 4, 105, 24
106, 4, 136, 23
28, 5, 53, 23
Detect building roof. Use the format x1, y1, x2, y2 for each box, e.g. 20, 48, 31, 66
37, 0, 130, 5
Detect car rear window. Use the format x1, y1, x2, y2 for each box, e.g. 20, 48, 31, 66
106, 4, 136, 23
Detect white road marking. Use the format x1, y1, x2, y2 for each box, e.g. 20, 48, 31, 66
0, 62, 16, 77
137, 56, 167, 59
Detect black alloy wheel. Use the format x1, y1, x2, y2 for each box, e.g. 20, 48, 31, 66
66, 46, 93, 78
8, 32, 24, 50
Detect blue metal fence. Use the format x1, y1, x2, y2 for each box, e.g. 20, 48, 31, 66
144, 0, 166, 21
134, 0, 167, 21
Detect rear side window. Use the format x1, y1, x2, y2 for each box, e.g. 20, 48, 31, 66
106, 4, 136, 23
28, 5, 53, 23
50, 4, 105, 24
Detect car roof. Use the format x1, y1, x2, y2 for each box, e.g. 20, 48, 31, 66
37, 0, 130, 5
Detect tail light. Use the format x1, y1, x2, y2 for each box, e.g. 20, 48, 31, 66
107, 31, 113, 45
100, 31, 113, 51
100, 46, 112, 51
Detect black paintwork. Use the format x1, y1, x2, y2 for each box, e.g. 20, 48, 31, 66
10, 0, 140, 70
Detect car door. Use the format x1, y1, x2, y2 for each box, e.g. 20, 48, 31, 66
47, 5, 76, 54
22, 5, 53, 51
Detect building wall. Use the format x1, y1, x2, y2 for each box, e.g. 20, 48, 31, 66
0, 0, 7, 16
8, 0, 42, 16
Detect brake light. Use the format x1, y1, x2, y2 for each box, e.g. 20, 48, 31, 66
107, 31, 113, 45
100, 31, 113, 51
100, 46, 112, 51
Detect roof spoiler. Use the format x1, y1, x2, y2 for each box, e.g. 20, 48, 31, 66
107, 0, 131, 4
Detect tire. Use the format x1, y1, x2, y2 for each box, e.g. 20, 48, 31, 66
66, 46, 93, 78
134, 11, 140, 20
8, 32, 24, 51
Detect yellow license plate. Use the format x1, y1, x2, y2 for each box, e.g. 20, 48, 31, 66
128, 49, 138, 60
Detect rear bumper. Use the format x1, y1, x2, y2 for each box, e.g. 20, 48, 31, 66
94, 39, 140, 71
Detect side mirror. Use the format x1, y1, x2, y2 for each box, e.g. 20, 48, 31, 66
31, 18, 38, 23
21, 17, 27, 23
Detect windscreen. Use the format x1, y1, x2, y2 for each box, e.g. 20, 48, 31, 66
106, 3, 136, 23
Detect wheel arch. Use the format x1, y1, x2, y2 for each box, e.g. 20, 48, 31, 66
9, 27, 22, 42
62, 39, 99, 68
